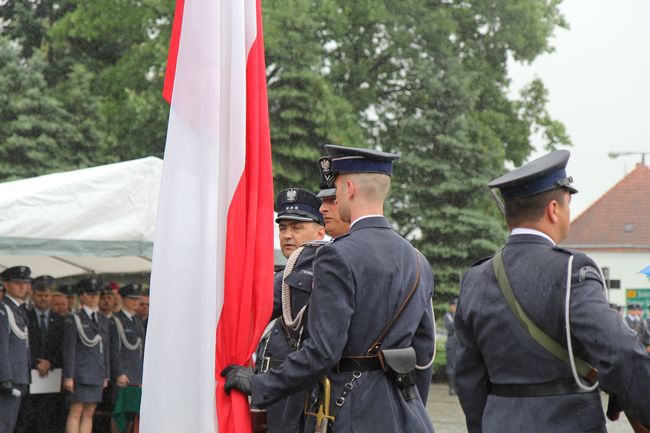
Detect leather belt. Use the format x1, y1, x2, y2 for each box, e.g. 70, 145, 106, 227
490, 378, 594, 397
259, 357, 283, 373
336, 355, 383, 372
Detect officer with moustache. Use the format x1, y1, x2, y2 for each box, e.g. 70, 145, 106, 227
256, 186, 325, 433
0, 266, 32, 433
225, 145, 435, 433
454, 150, 650, 433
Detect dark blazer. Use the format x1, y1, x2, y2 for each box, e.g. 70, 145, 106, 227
0, 298, 30, 385
109, 310, 145, 385
63, 309, 110, 386
26, 308, 64, 369
251, 216, 435, 433
454, 234, 650, 433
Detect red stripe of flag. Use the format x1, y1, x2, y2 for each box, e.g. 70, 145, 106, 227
162, 0, 185, 103
215, 0, 274, 432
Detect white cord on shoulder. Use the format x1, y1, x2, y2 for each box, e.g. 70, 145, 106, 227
73, 312, 103, 354
564, 255, 599, 392
4, 304, 28, 342
416, 300, 436, 370
282, 246, 307, 331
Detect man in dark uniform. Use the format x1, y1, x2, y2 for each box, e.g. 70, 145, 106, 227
625, 304, 650, 350
443, 298, 457, 395
317, 156, 351, 239
256, 187, 325, 433
225, 145, 435, 433
0, 266, 32, 433
109, 283, 146, 433
454, 150, 650, 433
15, 275, 65, 433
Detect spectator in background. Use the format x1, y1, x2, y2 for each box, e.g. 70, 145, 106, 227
63, 278, 110, 433
16, 275, 66, 433
444, 298, 458, 395
136, 290, 149, 333
51, 292, 70, 316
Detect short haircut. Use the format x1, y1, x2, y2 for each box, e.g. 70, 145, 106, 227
504, 188, 568, 227
348, 173, 391, 202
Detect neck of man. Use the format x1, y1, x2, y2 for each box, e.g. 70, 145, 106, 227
349, 202, 384, 225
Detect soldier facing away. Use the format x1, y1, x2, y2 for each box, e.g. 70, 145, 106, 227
224, 145, 435, 433
454, 150, 650, 433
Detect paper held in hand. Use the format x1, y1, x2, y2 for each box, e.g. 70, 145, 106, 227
29, 368, 62, 394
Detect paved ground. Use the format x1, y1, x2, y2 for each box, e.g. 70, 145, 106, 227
426, 383, 635, 433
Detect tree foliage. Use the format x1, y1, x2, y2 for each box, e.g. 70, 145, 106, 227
0, 0, 571, 303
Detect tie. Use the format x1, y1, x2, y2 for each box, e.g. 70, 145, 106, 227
91, 312, 97, 323
39, 313, 48, 336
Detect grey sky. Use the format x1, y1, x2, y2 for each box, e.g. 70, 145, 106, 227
509, 0, 650, 217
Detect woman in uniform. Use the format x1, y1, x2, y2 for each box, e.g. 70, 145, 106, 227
62, 278, 110, 433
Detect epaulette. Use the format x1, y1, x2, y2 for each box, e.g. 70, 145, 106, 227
303, 240, 329, 248
552, 246, 573, 255
470, 256, 492, 268
332, 232, 351, 242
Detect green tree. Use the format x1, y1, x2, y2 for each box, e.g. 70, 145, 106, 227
0, 36, 106, 180
264, 0, 365, 193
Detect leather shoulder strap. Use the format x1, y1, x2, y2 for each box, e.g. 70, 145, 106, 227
367, 250, 421, 355
493, 249, 597, 382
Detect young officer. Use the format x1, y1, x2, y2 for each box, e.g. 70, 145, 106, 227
0, 266, 32, 433
63, 278, 110, 433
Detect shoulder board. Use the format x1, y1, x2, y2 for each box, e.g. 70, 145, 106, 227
303, 240, 329, 248
332, 232, 351, 242
552, 246, 573, 255
470, 256, 492, 268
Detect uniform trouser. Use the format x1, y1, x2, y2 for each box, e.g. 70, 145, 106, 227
15, 392, 66, 433
0, 386, 25, 433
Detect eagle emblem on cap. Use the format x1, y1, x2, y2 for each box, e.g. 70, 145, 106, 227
286, 189, 297, 202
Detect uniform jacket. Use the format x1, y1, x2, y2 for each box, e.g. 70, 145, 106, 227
257, 242, 323, 433
26, 308, 64, 369
109, 310, 145, 385
0, 298, 30, 385
63, 309, 110, 386
251, 217, 435, 433
454, 234, 650, 433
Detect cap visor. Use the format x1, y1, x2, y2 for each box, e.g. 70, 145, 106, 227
275, 215, 316, 223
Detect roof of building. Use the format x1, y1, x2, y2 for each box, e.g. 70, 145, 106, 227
562, 163, 650, 251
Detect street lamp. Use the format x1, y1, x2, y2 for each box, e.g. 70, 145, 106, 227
608, 151, 650, 164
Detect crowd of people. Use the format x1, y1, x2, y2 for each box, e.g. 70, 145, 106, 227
0, 271, 148, 433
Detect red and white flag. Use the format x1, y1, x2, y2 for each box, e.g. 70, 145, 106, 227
140, 0, 274, 431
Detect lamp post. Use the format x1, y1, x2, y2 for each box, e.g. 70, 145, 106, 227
607, 151, 650, 164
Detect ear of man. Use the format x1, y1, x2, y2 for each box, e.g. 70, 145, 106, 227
347, 173, 390, 203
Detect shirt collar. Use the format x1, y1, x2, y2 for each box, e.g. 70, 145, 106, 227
34, 307, 50, 318
122, 309, 134, 320
82, 305, 99, 317
510, 227, 556, 246
5, 294, 24, 307
350, 214, 384, 229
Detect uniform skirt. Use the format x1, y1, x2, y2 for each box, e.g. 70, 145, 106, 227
67, 384, 104, 404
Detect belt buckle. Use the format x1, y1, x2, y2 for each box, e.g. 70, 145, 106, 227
260, 356, 271, 373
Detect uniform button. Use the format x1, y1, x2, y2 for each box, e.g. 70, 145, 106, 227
298, 282, 303, 287
273, 329, 279, 334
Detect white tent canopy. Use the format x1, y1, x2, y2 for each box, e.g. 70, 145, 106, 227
0, 157, 285, 278
0, 157, 162, 277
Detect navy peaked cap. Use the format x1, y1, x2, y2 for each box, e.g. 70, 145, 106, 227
1, 266, 32, 282
275, 188, 323, 225
33, 275, 55, 290
77, 277, 102, 294
119, 284, 142, 299
488, 150, 578, 200
324, 145, 400, 177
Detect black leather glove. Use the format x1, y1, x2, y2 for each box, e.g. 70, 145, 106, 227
0, 380, 14, 396
221, 365, 254, 396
